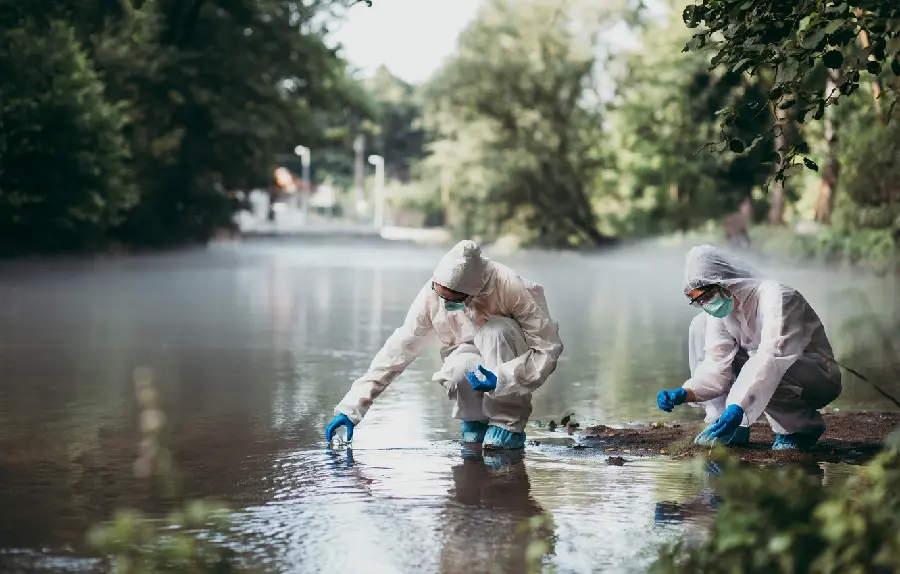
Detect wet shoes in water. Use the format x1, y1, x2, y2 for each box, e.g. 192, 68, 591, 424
482, 425, 526, 450
461, 420, 489, 443
772, 426, 825, 451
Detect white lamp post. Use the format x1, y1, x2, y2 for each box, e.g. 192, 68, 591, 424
294, 145, 311, 223
368, 154, 385, 229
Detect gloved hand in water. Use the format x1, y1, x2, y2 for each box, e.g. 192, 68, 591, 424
694, 404, 745, 446
657, 388, 688, 412
325, 413, 354, 443
468, 365, 497, 393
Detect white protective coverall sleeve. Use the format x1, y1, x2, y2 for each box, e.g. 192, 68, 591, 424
724, 283, 814, 425
489, 272, 563, 398
335, 281, 435, 424
684, 316, 739, 402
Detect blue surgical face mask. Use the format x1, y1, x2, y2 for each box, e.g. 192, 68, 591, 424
703, 292, 734, 318
444, 300, 467, 312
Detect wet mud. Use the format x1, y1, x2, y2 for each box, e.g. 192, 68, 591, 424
560, 412, 900, 465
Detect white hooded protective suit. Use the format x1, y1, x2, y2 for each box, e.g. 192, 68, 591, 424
335, 240, 563, 433
683, 245, 842, 435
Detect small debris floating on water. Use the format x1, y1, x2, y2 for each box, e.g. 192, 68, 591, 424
548, 420, 557, 432
607, 456, 626, 466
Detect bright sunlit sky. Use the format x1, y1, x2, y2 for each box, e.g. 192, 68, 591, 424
329, 0, 484, 85
329, 0, 669, 86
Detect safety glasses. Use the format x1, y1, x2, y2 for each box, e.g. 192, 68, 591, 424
432, 281, 467, 303
688, 285, 721, 308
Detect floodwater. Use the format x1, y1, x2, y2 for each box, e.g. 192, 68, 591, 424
0, 239, 897, 573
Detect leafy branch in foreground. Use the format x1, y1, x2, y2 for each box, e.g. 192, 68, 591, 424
682, 0, 900, 179
651, 429, 900, 573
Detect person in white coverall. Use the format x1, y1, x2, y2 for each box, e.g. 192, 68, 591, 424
656, 245, 842, 451
324, 240, 564, 450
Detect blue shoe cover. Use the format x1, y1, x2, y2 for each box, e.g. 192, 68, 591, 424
694, 425, 750, 447
461, 420, 489, 443
772, 426, 825, 451
482, 425, 526, 450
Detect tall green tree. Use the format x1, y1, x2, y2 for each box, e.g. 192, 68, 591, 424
610, 5, 774, 235
0, 20, 136, 254
681, 0, 900, 179
423, 0, 626, 247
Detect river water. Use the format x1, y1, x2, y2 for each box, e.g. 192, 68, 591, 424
0, 239, 897, 573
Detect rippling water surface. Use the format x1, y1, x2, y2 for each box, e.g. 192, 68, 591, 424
0, 239, 896, 572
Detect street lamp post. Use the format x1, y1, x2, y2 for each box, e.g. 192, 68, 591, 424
368, 154, 385, 229
293, 145, 311, 224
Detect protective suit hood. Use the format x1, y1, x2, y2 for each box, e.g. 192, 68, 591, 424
433, 240, 490, 296
683, 245, 761, 299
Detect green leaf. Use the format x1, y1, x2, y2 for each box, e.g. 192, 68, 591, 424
866, 60, 882, 75
732, 58, 752, 73
823, 50, 844, 69
768, 87, 784, 100
803, 157, 819, 171
796, 141, 810, 154
778, 99, 796, 110
729, 138, 746, 153
802, 28, 827, 50
892, 58, 900, 76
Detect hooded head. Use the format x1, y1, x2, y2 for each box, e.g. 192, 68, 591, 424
433, 240, 489, 297
683, 245, 760, 300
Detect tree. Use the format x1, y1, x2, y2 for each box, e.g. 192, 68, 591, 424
107, 0, 363, 246
681, 0, 900, 180
423, 0, 624, 247
364, 66, 426, 182
611, 5, 775, 235
0, 20, 137, 254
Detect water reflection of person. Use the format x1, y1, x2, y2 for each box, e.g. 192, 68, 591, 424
439, 449, 553, 574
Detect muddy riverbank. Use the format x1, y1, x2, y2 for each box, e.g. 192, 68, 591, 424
554, 412, 900, 465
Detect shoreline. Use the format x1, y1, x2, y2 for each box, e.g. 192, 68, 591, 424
551, 412, 900, 465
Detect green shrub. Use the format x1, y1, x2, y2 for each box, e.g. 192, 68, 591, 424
651, 431, 900, 574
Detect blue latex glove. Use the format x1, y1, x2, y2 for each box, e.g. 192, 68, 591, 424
694, 404, 745, 446
657, 388, 688, 412
468, 365, 497, 393
325, 413, 354, 442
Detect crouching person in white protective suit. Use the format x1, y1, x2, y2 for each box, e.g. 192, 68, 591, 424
324, 240, 564, 450
656, 245, 842, 451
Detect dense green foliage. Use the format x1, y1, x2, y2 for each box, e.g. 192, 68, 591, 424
0, 20, 137, 253
651, 431, 900, 573
681, 1, 900, 178
3, 0, 898, 263
0, 0, 366, 253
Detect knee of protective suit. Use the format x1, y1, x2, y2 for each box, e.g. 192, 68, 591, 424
434, 351, 482, 397
475, 317, 527, 367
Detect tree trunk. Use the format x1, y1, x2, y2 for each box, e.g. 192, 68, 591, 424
855, 8, 884, 124
814, 67, 841, 224
769, 107, 788, 225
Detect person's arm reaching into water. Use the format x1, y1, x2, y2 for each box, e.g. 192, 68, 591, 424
334, 281, 436, 424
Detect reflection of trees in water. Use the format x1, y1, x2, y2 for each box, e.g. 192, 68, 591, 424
439, 450, 553, 574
